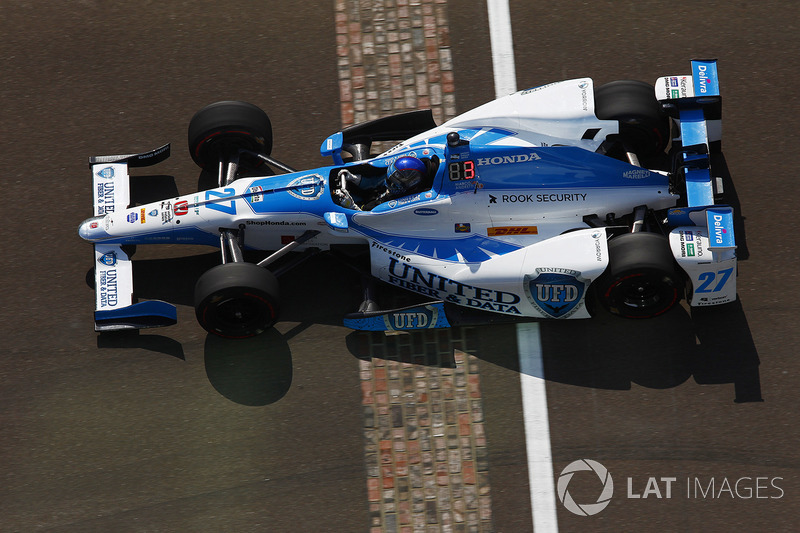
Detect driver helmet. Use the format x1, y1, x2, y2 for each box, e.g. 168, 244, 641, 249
385, 156, 426, 196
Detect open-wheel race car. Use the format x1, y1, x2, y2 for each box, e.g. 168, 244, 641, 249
79, 59, 738, 337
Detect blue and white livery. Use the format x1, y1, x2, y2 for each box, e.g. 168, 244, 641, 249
79, 59, 738, 336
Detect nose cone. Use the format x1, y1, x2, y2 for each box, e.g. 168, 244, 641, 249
78, 215, 111, 242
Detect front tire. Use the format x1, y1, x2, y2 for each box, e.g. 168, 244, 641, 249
188, 100, 273, 169
595, 232, 679, 318
195, 262, 280, 338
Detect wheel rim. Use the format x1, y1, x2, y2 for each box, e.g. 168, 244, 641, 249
606, 273, 677, 317
616, 274, 662, 309
202, 292, 275, 337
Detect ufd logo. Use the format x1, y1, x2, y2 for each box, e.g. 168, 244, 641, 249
524, 269, 585, 318
97, 251, 117, 266
384, 305, 439, 330
536, 283, 580, 303
288, 175, 324, 200
96, 166, 115, 179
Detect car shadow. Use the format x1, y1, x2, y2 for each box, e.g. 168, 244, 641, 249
93, 247, 760, 404
535, 300, 760, 402
94, 160, 758, 404
345, 298, 762, 404
202, 329, 294, 406
714, 153, 749, 261
92, 248, 364, 405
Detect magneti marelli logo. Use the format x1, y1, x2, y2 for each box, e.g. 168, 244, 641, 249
557, 459, 614, 516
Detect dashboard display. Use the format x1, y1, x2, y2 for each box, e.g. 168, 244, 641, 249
448, 160, 476, 181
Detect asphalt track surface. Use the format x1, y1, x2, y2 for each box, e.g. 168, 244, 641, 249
1, 1, 798, 531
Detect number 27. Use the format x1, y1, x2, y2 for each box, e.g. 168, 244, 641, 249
696, 267, 734, 293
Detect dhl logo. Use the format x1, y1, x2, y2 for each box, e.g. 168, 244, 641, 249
488, 226, 538, 236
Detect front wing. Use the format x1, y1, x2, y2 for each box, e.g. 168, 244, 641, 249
86, 145, 177, 331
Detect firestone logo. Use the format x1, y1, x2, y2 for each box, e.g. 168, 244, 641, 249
557, 459, 614, 516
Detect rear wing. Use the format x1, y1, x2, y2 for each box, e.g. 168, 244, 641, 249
658, 60, 737, 307
657, 59, 723, 205
87, 145, 177, 331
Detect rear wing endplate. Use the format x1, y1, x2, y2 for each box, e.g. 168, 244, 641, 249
655, 59, 720, 101
88, 145, 177, 331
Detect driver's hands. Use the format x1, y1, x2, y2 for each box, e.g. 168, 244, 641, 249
338, 168, 362, 186
335, 188, 361, 210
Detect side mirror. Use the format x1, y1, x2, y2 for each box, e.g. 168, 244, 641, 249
320, 132, 344, 165
323, 211, 349, 232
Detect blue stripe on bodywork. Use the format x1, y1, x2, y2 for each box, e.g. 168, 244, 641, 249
472, 145, 666, 190
355, 225, 520, 263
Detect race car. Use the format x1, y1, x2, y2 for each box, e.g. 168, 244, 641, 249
79, 59, 737, 337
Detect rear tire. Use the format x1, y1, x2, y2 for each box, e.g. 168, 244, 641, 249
594, 80, 670, 158
188, 101, 273, 169
595, 232, 679, 318
195, 262, 280, 338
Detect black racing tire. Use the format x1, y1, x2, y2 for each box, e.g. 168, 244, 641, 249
594, 80, 670, 158
595, 232, 680, 318
188, 101, 273, 169
194, 262, 280, 338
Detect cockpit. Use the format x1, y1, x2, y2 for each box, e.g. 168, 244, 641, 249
330, 155, 440, 211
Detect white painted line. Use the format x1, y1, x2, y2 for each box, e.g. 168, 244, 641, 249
486, 0, 518, 98
517, 322, 559, 532
486, 3, 559, 530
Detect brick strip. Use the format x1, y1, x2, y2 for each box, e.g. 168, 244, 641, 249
356, 330, 493, 533
335, 2, 494, 530
335, 0, 457, 128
